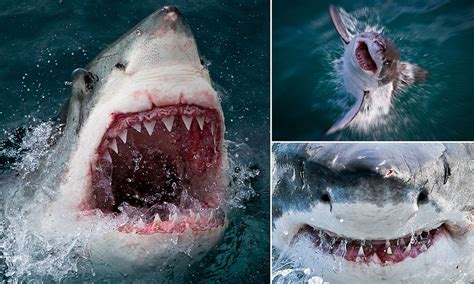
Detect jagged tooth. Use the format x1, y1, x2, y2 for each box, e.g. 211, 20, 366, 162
196, 116, 204, 130
118, 129, 128, 144
170, 213, 178, 223
211, 122, 215, 135
386, 246, 393, 255
208, 210, 214, 221
137, 218, 145, 228
162, 116, 175, 132
189, 211, 195, 219
385, 240, 390, 248
154, 214, 161, 222
420, 244, 427, 252
195, 213, 201, 222
405, 243, 412, 253
399, 238, 405, 246
131, 122, 141, 132
143, 120, 156, 136
108, 139, 118, 154
103, 151, 112, 163
358, 246, 365, 257
182, 115, 192, 130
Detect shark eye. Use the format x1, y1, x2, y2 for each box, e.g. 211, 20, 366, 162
384, 60, 392, 66
320, 192, 331, 204
114, 62, 126, 70
417, 190, 429, 205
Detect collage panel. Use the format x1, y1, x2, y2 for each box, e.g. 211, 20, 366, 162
273, 1, 473, 141
272, 143, 473, 283
0, 0, 472, 283
0, 1, 269, 282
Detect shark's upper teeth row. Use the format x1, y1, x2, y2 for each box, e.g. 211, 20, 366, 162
101, 114, 217, 160
123, 114, 211, 135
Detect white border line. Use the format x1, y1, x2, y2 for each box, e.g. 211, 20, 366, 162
271, 141, 474, 144
269, 0, 273, 280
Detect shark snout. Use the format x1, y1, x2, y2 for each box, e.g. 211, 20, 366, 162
329, 202, 419, 238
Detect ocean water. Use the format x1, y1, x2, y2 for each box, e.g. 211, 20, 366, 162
0, 0, 269, 282
273, 0, 474, 141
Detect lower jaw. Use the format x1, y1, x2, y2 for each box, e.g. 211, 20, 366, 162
116, 207, 226, 235
296, 225, 446, 266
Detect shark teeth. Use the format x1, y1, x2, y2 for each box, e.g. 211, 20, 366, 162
196, 116, 205, 130
300, 225, 441, 264
108, 139, 118, 154
103, 151, 112, 163
182, 115, 193, 130
143, 120, 156, 135
153, 214, 162, 222
162, 116, 174, 132
118, 129, 128, 143
131, 122, 141, 132
405, 243, 412, 253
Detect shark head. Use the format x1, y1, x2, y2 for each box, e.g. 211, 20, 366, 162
44, 6, 227, 272
273, 143, 473, 282
329, 4, 400, 87
325, 4, 429, 135
348, 32, 400, 84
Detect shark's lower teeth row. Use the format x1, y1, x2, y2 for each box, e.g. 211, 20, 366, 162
297, 225, 440, 264
117, 207, 225, 234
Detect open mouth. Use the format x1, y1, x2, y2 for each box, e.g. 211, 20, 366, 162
296, 224, 445, 265
88, 104, 226, 234
355, 41, 377, 73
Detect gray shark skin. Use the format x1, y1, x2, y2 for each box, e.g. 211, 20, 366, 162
2, 6, 228, 277
272, 143, 473, 283
326, 5, 429, 135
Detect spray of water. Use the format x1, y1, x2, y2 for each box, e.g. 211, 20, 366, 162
0, 122, 258, 281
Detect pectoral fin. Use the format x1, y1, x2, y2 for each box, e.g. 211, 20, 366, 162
329, 4, 351, 44
325, 91, 369, 135
395, 62, 429, 93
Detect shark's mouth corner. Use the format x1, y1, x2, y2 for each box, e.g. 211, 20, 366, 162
355, 41, 377, 73
86, 104, 226, 235
295, 223, 447, 265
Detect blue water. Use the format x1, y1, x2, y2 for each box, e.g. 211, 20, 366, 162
273, 0, 474, 141
0, 0, 269, 282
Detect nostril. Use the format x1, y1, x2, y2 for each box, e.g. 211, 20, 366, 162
114, 62, 126, 70
417, 190, 429, 205
320, 192, 331, 204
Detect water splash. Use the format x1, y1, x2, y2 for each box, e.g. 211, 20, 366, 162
0, 124, 259, 281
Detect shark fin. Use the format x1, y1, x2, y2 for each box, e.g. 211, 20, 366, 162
395, 62, 428, 93
325, 91, 369, 135
329, 4, 351, 44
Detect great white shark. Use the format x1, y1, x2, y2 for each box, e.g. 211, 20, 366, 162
326, 5, 429, 135
3, 6, 228, 275
272, 143, 473, 283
